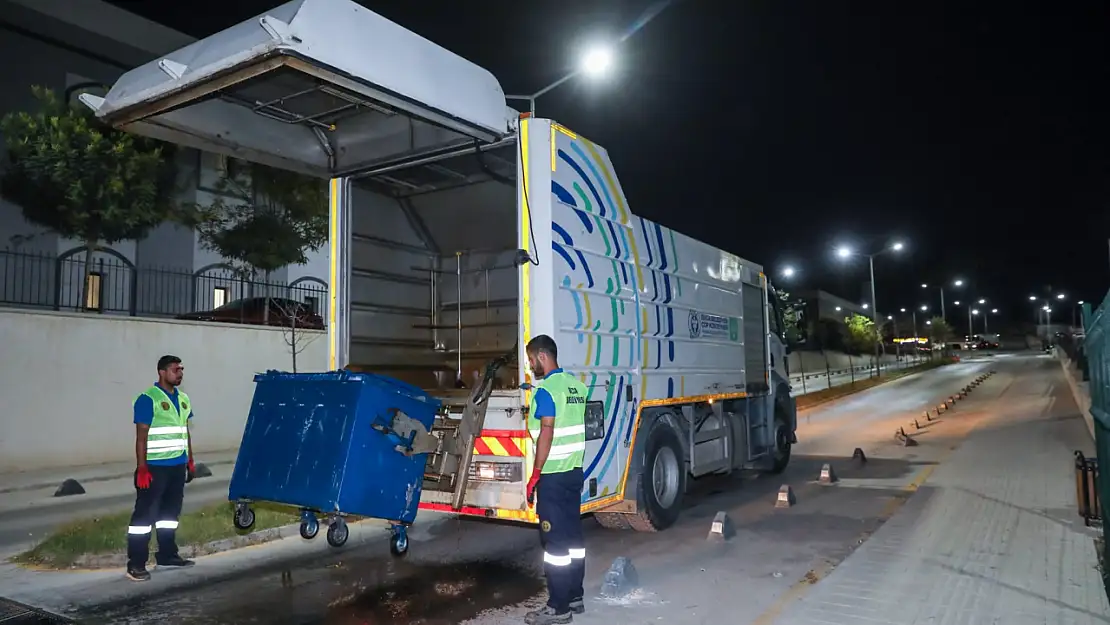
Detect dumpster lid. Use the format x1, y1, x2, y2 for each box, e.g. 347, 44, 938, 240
79, 0, 515, 178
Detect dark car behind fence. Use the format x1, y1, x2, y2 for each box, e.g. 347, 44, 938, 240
0, 248, 327, 323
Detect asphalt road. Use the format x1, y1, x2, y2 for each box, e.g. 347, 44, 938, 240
57, 355, 1010, 625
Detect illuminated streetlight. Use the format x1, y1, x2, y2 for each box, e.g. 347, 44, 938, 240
926, 320, 932, 325
507, 43, 617, 115
978, 298, 986, 305
581, 46, 614, 77
921, 283, 928, 288
972, 309, 980, 315
835, 306, 842, 311
954, 300, 961, 306
991, 308, 998, 314
782, 266, 796, 278
900, 308, 906, 312
891, 241, 905, 251
862, 303, 869, 310
954, 279, 964, 287
1079, 300, 1086, 305
1057, 293, 1066, 300
835, 246, 852, 259
887, 315, 893, 320
1029, 295, 1037, 301
920, 305, 928, 311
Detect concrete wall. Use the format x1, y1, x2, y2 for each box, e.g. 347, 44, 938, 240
0, 309, 328, 472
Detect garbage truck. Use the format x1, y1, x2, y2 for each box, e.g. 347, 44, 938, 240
83, 0, 797, 535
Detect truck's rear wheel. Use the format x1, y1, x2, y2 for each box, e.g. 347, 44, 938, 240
595, 420, 686, 532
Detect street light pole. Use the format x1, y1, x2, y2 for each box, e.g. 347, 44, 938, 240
506, 46, 614, 116
940, 287, 946, 321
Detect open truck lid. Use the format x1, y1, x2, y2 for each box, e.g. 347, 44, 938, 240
80, 0, 517, 177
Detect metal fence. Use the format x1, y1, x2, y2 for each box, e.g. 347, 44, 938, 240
1082, 295, 1110, 592
0, 249, 327, 320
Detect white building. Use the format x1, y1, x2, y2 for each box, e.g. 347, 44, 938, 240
0, 0, 329, 318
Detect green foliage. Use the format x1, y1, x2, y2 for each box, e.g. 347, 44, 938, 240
843, 314, 880, 355
196, 160, 327, 276
776, 289, 804, 343
0, 86, 180, 246
927, 316, 954, 344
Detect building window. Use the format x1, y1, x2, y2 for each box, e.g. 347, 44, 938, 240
213, 286, 229, 309
304, 296, 319, 314
85, 272, 103, 311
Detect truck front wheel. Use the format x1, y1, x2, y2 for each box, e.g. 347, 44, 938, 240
766, 412, 792, 474
596, 419, 686, 532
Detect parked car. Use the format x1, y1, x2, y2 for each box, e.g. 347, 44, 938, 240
176, 297, 325, 329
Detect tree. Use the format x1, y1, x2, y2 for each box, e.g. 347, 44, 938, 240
272, 298, 323, 373
776, 289, 805, 344
1, 86, 179, 309
927, 316, 954, 355
845, 314, 882, 376
195, 160, 328, 278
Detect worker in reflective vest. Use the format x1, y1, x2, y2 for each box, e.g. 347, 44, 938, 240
126, 355, 197, 582
524, 335, 587, 625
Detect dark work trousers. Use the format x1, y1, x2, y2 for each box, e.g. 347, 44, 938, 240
127, 463, 187, 569
536, 467, 585, 613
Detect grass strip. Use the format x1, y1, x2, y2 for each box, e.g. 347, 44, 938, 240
12, 501, 297, 568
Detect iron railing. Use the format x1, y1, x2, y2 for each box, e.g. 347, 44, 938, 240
0, 249, 327, 320
1081, 295, 1110, 594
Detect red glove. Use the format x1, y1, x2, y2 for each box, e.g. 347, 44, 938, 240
188, 458, 196, 474
526, 469, 541, 507
135, 465, 153, 490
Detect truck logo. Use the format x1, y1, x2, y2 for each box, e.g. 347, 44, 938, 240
688, 311, 702, 338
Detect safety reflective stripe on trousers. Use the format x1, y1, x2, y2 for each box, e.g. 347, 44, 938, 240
155, 520, 179, 529
568, 548, 586, 559
543, 552, 573, 567
128, 525, 152, 535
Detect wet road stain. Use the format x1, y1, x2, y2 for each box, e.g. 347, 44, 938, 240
310, 561, 543, 625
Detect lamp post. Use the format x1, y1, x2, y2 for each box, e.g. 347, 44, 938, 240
835, 240, 904, 368
506, 46, 615, 116
921, 282, 952, 321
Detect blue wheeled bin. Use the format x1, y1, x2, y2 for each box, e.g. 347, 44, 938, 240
227, 370, 441, 556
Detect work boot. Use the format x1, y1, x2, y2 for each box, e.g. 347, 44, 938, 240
524, 606, 572, 625
569, 598, 585, 614
155, 554, 194, 567
126, 566, 151, 582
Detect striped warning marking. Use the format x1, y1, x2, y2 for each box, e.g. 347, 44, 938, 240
472, 430, 528, 457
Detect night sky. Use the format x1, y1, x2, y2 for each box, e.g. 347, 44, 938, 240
107, 0, 1110, 330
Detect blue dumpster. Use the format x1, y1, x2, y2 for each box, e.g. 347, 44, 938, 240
227, 370, 441, 555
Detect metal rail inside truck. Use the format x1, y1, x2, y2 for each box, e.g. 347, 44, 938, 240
84, 0, 797, 532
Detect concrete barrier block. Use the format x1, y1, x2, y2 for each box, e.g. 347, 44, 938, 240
775, 485, 796, 508
601, 557, 640, 598
852, 448, 867, 464
900, 434, 919, 447
53, 478, 85, 497
707, 511, 736, 541
818, 463, 838, 484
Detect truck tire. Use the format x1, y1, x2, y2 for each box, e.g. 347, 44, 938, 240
595, 419, 686, 532
766, 411, 792, 474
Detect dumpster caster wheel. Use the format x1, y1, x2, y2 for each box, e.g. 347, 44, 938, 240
233, 505, 255, 531
389, 527, 409, 558
299, 518, 319, 540
326, 520, 349, 548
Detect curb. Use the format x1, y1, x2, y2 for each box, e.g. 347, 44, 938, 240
797, 362, 949, 412
35, 523, 303, 571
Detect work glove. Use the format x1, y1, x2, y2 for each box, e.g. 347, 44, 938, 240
135, 465, 153, 490
526, 469, 541, 507
186, 458, 196, 484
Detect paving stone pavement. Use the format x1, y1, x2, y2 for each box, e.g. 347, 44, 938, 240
773, 364, 1110, 625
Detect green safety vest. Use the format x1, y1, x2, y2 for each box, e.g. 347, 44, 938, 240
140, 386, 191, 462
528, 372, 587, 474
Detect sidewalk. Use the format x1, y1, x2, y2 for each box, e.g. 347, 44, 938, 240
0, 449, 238, 495
771, 359, 1109, 625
